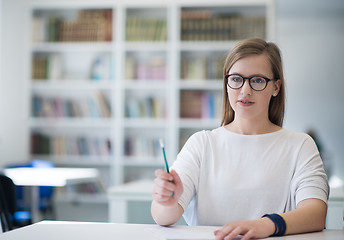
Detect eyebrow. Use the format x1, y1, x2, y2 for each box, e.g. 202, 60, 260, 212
228, 72, 270, 78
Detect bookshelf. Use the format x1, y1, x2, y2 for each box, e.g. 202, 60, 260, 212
27, 0, 275, 193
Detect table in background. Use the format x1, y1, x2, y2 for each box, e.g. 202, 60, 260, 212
3, 167, 99, 222
108, 179, 153, 223
1, 221, 344, 240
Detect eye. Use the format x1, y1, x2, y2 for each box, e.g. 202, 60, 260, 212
251, 77, 266, 84
230, 75, 243, 83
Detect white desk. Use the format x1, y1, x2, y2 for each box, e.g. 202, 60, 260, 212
3, 167, 99, 222
1, 221, 344, 240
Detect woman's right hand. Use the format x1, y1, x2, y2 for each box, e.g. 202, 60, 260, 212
152, 169, 183, 206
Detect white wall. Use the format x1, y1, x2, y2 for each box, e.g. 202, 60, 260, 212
277, 0, 344, 182
0, 0, 343, 182
0, 0, 30, 167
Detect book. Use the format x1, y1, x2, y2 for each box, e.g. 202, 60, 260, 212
31, 91, 110, 118
125, 96, 165, 119
180, 90, 203, 118
125, 54, 166, 80
124, 136, 161, 157
32, 54, 62, 80
180, 9, 265, 41
31, 133, 112, 157
180, 90, 222, 119
126, 16, 167, 42
32, 9, 113, 43
95, 92, 111, 118
180, 53, 225, 80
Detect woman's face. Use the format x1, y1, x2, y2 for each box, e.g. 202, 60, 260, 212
227, 54, 281, 123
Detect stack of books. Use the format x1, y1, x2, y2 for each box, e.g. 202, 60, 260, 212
32, 9, 113, 42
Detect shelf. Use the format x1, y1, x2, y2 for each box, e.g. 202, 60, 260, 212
31, 42, 114, 52
123, 118, 167, 128
29, 118, 113, 128
31, 81, 115, 90
124, 42, 168, 51
32, 155, 112, 167
179, 80, 223, 90
180, 41, 239, 51
27, 1, 274, 187
123, 81, 167, 89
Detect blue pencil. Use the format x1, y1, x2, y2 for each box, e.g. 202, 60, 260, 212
159, 139, 169, 173
159, 139, 175, 196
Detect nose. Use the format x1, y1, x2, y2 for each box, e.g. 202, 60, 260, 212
240, 79, 252, 96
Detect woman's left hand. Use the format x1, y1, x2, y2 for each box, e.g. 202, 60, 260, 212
214, 217, 275, 240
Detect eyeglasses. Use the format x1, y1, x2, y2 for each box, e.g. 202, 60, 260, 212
225, 74, 276, 91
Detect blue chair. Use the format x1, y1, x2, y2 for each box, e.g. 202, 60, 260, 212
0, 174, 32, 230
0, 174, 15, 231
6, 160, 55, 223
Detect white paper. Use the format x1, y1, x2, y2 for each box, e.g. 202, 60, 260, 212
145, 225, 219, 240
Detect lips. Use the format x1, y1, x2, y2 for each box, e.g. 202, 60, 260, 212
238, 99, 254, 106
238, 99, 253, 103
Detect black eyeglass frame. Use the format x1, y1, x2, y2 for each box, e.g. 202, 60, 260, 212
225, 74, 276, 91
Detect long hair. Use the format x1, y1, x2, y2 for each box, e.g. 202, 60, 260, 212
221, 38, 285, 127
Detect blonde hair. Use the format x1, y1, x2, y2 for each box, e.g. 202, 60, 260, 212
221, 38, 285, 127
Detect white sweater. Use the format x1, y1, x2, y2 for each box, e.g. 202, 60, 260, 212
171, 127, 329, 226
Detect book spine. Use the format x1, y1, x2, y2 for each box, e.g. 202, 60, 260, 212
124, 136, 161, 158
31, 92, 110, 118
180, 10, 265, 41
126, 16, 167, 42
31, 133, 112, 157
125, 96, 166, 119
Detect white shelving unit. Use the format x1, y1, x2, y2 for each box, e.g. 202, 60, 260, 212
27, 0, 275, 195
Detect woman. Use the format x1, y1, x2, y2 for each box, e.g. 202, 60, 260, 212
151, 38, 329, 240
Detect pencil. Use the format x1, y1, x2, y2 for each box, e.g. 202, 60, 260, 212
159, 139, 175, 196
159, 139, 169, 173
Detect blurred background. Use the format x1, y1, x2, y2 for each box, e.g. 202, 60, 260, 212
0, 0, 343, 230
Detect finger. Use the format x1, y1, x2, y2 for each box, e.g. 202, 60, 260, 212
153, 185, 174, 198
153, 191, 171, 202
170, 170, 185, 196
170, 170, 181, 184
153, 178, 176, 197
225, 226, 244, 240
152, 186, 174, 200
170, 170, 183, 191
152, 188, 179, 207
154, 177, 175, 192
241, 229, 255, 240
214, 225, 235, 240
155, 169, 173, 181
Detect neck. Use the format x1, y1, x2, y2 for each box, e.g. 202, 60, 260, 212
225, 118, 280, 135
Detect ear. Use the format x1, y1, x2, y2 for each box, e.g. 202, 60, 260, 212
272, 79, 281, 97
